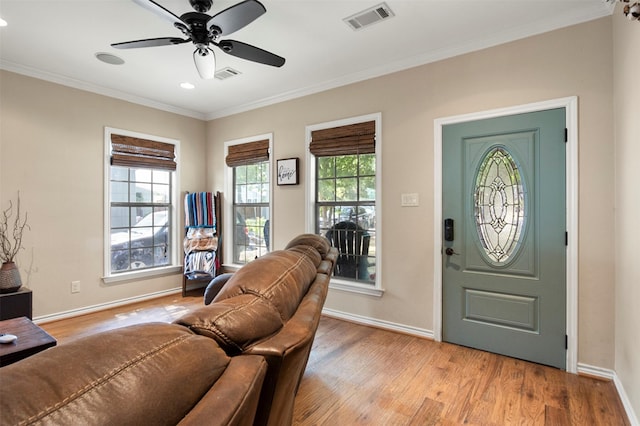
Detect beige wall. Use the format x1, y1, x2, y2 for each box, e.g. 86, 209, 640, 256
207, 18, 616, 368
613, 7, 640, 420
0, 71, 207, 317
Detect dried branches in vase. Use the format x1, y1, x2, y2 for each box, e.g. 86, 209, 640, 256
0, 193, 30, 293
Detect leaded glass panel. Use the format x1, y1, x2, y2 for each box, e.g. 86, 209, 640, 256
474, 147, 526, 264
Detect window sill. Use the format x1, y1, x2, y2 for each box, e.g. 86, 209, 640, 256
102, 265, 182, 284
329, 279, 384, 297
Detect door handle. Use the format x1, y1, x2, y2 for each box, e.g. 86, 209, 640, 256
445, 247, 460, 256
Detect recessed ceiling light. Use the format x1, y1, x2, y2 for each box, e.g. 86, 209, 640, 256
0, 17, 8, 27
180, 82, 195, 90
95, 52, 125, 65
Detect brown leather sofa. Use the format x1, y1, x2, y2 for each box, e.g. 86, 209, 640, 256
0, 234, 337, 426
176, 233, 338, 426
0, 323, 268, 426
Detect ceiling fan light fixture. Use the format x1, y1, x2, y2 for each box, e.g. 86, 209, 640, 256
193, 47, 216, 79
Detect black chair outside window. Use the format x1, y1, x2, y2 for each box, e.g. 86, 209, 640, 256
325, 221, 370, 280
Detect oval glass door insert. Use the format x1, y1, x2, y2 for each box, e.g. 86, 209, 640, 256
474, 146, 526, 264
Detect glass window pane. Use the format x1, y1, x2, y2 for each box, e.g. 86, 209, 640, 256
153, 183, 170, 203
130, 248, 151, 268
359, 177, 376, 201
111, 167, 129, 181
110, 206, 130, 229
130, 169, 152, 183
260, 183, 269, 203
317, 206, 336, 234
132, 206, 153, 226
154, 246, 169, 266
318, 157, 335, 178
336, 155, 357, 177
247, 164, 259, 183
111, 249, 130, 272
154, 226, 168, 245
359, 154, 376, 176
336, 177, 357, 201
246, 184, 261, 203
236, 166, 247, 185
111, 181, 129, 203
317, 179, 335, 202
111, 229, 130, 249
153, 170, 170, 184
235, 184, 247, 203
131, 183, 152, 203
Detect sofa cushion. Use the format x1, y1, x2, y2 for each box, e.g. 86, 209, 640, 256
284, 233, 330, 257
286, 244, 322, 267
214, 250, 318, 321
175, 294, 284, 355
0, 323, 229, 426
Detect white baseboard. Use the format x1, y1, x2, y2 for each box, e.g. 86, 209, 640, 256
577, 362, 616, 380
613, 372, 640, 426
33, 287, 183, 324
321, 307, 434, 339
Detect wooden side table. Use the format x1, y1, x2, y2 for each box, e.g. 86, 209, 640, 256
0, 316, 57, 366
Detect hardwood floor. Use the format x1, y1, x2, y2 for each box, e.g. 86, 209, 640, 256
39, 291, 629, 425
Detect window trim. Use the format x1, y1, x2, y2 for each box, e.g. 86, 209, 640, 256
224, 133, 273, 268
103, 127, 181, 283
305, 113, 383, 297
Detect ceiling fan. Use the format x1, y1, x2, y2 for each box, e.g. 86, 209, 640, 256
111, 0, 285, 79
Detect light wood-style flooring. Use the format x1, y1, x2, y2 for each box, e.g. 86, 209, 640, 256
39, 290, 629, 425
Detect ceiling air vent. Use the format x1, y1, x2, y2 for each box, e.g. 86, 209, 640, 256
344, 2, 395, 31
215, 67, 242, 80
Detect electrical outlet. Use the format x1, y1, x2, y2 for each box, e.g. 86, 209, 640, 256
71, 281, 80, 293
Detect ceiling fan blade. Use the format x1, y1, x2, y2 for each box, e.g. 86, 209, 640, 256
132, 0, 186, 25
217, 40, 285, 67
206, 0, 266, 36
111, 37, 190, 49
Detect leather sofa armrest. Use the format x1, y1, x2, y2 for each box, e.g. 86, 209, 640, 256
204, 273, 234, 305
178, 355, 268, 426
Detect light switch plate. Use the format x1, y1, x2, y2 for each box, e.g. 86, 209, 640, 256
401, 193, 419, 207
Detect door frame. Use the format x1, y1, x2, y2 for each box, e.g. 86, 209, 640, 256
433, 96, 578, 373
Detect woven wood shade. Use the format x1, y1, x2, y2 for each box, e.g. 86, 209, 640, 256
111, 134, 176, 171
225, 139, 269, 167
310, 121, 375, 157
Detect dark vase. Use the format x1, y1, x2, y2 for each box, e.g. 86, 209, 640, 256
0, 261, 22, 293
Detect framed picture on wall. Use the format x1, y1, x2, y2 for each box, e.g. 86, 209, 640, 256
277, 158, 299, 185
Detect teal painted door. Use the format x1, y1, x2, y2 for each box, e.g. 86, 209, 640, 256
442, 108, 566, 369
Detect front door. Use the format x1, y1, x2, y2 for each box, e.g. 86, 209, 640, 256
442, 108, 566, 369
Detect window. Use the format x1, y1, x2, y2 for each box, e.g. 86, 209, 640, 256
104, 128, 180, 281
307, 114, 382, 295
474, 146, 526, 264
225, 135, 272, 265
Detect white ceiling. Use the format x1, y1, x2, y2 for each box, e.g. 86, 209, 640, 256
0, 0, 613, 120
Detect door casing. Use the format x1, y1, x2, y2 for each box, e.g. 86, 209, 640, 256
433, 97, 578, 373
